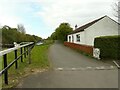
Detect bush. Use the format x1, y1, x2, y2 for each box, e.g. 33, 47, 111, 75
94, 35, 120, 60
43, 40, 54, 45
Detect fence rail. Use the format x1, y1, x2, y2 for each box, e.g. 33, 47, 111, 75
0, 44, 14, 48
0, 42, 35, 85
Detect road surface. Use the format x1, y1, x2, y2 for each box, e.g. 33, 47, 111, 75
17, 42, 118, 88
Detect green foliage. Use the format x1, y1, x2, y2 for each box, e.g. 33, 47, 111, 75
1, 25, 42, 44
30, 44, 50, 68
43, 40, 54, 45
2, 44, 51, 88
50, 32, 57, 40
94, 35, 120, 60
50, 23, 73, 41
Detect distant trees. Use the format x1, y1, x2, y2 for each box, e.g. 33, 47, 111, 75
2, 25, 12, 30
0, 27, 2, 44
56, 23, 73, 41
1, 25, 42, 44
17, 24, 26, 34
50, 32, 57, 40
50, 23, 73, 41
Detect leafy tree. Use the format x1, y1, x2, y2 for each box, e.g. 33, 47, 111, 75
32, 35, 42, 42
50, 32, 57, 40
2, 25, 11, 30
55, 23, 73, 41
0, 28, 2, 44
1, 25, 42, 45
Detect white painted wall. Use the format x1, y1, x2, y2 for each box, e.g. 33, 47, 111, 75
85, 16, 119, 46
72, 31, 85, 45
67, 35, 72, 42
67, 31, 85, 44
67, 16, 119, 46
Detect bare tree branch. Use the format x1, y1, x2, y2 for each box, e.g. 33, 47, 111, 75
17, 24, 26, 34
112, 0, 120, 22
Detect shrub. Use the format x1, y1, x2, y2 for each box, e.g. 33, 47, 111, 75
94, 35, 120, 60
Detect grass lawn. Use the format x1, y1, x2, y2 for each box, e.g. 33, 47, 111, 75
1, 40, 53, 88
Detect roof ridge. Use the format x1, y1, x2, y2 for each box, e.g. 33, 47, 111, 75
69, 16, 107, 35
77, 16, 105, 29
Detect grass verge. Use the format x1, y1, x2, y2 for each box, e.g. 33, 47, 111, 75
2, 41, 53, 88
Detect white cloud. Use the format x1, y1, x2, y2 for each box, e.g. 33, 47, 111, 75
0, 1, 23, 27
0, 0, 117, 38
37, 0, 116, 29
0, 14, 22, 28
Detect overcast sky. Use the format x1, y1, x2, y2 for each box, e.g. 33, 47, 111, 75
0, 0, 118, 38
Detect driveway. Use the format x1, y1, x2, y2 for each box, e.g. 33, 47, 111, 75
17, 42, 118, 88
49, 42, 114, 68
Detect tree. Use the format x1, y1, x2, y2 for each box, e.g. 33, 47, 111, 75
55, 23, 73, 41
17, 24, 26, 34
1, 25, 42, 44
113, 0, 120, 19
32, 35, 42, 42
2, 25, 11, 30
50, 32, 57, 40
0, 28, 2, 44
0, 24, 2, 29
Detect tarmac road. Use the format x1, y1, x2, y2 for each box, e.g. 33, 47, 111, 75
17, 42, 118, 88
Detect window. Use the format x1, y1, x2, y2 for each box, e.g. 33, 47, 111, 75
76, 34, 80, 42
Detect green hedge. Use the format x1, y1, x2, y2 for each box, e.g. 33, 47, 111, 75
94, 35, 120, 60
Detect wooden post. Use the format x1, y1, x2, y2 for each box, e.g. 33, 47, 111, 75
3, 54, 8, 85
27, 46, 28, 55
28, 46, 31, 64
20, 48, 23, 62
24, 47, 26, 58
15, 50, 18, 69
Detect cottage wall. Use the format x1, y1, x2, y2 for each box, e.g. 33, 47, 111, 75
66, 16, 119, 56
68, 16, 119, 46
67, 35, 72, 42
85, 16, 118, 46
72, 31, 85, 45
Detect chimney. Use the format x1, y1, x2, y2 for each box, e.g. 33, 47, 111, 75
75, 24, 77, 30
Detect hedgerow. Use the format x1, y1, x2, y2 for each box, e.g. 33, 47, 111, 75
94, 35, 120, 59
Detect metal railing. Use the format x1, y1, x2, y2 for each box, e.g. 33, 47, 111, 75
0, 42, 35, 85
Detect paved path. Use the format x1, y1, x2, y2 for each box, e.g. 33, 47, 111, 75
17, 42, 118, 88
49, 42, 114, 68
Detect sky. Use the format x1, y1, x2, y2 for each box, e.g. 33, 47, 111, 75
0, 0, 118, 38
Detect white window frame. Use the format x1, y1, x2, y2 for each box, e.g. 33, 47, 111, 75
76, 34, 80, 42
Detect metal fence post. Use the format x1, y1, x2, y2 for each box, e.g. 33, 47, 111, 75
20, 48, 23, 62
3, 54, 8, 85
15, 50, 18, 69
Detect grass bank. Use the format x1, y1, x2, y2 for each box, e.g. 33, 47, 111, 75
2, 40, 53, 88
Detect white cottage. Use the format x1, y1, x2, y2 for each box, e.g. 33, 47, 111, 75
67, 15, 119, 46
